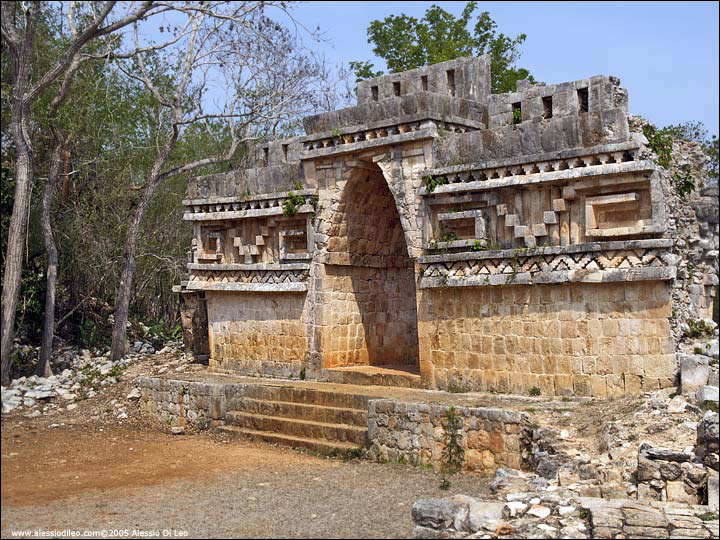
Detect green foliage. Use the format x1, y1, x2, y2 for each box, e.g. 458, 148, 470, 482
79, 319, 102, 349
663, 121, 719, 182
0, 153, 14, 286
14, 261, 47, 341
513, 107, 522, 125
425, 175, 447, 193
348, 61, 384, 83
353, 2, 533, 93
1, 5, 246, 356
283, 192, 306, 217
439, 406, 465, 489
470, 239, 501, 252
299, 367, 306, 380
673, 163, 696, 200
696, 512, 719, 522
643, 124, 673, 169
528, 386, 541, 397
685, 319, 715, 339
440, 231, 459, 243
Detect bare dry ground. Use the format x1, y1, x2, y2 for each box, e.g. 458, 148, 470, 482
1, 350, 704, 538
1, 416, 493, 539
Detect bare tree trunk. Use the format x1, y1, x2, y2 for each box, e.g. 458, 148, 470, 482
1, 102, 33, 385
36, 142, 63, 377
110, 139, 176, 361
60, 145, 71, 206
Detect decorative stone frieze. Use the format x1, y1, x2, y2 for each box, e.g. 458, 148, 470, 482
173, 55, 717, 396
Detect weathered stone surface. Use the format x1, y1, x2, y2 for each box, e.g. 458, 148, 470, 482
696, 385, 719, 405
467, 501, 504, 531
368, 399, 527, 473
708, 473, 719, 510
680, 354, 711, 394
412, 499, 468, 530
174, 55, 718, 400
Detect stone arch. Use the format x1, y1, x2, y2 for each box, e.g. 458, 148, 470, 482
321, 162, 420, 370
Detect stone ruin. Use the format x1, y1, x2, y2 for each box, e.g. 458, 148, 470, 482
175, 56, 719, 397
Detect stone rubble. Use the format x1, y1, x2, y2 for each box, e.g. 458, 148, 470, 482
413, 468, 719, 539
412, 485, 591, 539
1, 340, 183, 416
636, 442, 707, 503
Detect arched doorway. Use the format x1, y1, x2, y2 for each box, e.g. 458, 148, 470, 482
322, 163, 420, 372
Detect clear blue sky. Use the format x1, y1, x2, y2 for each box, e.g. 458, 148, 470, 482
285, 1, 719, 135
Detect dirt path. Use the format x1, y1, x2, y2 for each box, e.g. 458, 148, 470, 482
1, 422, 492, 538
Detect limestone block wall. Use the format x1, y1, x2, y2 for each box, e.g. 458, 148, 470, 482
138, 377, 234, 428
417, 281, 676, 397
368, 399, 529, 473
321, 265, 418, 368
206, 291, 309, 378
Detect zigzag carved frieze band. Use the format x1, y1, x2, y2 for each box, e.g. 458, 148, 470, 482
421, 247, 674, 283
188, 269, 309, 285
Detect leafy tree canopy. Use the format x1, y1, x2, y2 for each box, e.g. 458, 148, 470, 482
663, 121, 719, 181
350, 1, 534, 93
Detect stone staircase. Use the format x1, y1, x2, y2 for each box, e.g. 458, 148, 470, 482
218, 384, 371, 455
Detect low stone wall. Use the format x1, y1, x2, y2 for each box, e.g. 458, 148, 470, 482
582, 497, 719, 539
368, 399, 529, 473
636, 444, 707, 504
138, 376, 243, 429
411, 494, 719, 539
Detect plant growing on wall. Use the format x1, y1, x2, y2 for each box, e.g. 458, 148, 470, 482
673, 164, 696, 200
643, 124, 673, 169
512, 107, 522, 125
425, 175, 448, 193
283, 192, 306, 216
439, 406, 465, 489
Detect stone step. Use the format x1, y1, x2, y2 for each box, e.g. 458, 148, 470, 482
324, 366, 423, 388
218, 425, 362, 456
230, 396, 368, 427
226, 411, 368, 446
238, 384, 371, 410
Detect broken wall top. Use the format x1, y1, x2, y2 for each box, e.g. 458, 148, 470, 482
187, 57, 632, 201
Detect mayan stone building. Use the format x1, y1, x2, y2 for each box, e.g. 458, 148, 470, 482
175, 56, 716, 397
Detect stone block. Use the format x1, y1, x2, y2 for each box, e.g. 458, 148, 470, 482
543, 211, 558, 224
552, 198, 567, 212
665, 481, 697, 504
708, 473, 719, 510
467, 500, 504, 532
680, 353, 710, 394
412, 499, 469, 531
696, 385, 719, 405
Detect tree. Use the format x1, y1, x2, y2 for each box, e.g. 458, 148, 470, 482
0, 1, 165, 384
663, 121, 718, 182
108, 3, 326, 360
351, 1, 533, 93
